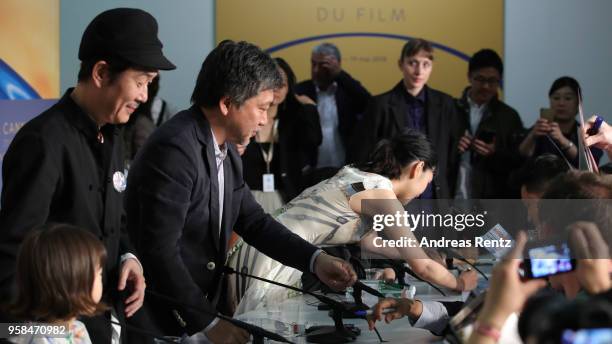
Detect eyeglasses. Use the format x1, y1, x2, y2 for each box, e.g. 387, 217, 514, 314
472, 76, 501, 86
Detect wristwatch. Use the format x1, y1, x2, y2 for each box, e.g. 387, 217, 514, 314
562, 141, 574, 151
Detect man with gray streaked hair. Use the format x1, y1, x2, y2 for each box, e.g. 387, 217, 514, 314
296, 42, 371, 169
312, 42, 342, 69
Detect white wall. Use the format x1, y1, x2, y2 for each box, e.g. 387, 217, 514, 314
505, 0, 612, 128
60, 0, 214, 110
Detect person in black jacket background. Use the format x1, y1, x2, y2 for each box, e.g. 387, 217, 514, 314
125, 40, 356, 343
241, 57, 322, 212
354, 38, 461, 199
0, 8, 175, 343
455, 49, 524, 199
295, 42, 371, 167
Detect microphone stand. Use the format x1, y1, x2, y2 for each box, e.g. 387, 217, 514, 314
146, 289, 294, 344
336, 281, 386, 319
223, 266, 359, 344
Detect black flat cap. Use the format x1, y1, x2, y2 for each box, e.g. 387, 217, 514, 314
79, 8, 176, 70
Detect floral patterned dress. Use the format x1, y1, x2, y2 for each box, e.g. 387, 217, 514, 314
228, 166, 393, 314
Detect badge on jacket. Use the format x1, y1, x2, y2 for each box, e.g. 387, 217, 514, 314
113, 171, 127, 192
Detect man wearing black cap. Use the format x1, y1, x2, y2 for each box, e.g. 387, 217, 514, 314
0, 8, 175, 343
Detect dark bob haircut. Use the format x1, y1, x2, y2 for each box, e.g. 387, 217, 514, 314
548, 76, 581, 98
356, 129, 437, 180
10, 223, 108, 322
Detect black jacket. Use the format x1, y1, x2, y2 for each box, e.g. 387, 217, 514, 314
455, 89, 524, 198
0, 90, 131, 343
355, 82, 462, 199
295, 70, 371, 163
242, 102, 322, 202
125, 106, 319, 336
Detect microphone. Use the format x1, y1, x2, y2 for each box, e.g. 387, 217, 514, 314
353, 280, 385, 299
441, 248, 488, 281
145, 289, 294, 344
396, 263, 447, 296
332, 280, 386, 319
223, 265, 362, 344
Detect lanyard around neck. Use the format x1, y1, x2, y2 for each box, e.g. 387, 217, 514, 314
257, 119, 278, 173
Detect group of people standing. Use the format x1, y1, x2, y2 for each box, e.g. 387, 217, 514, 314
0, 8, 356, 344
0, 6, 608, 344
243, 37, 603, 219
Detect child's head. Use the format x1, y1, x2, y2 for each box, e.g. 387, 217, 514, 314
11, 223, 107, 322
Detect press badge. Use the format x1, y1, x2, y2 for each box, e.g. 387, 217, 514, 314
113, 171, 127, 193
262, 173, 275, 192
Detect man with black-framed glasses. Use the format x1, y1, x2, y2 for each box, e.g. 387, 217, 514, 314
455, 49, 524, 199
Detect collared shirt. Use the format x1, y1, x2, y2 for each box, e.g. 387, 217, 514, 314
316, 82, 346, 168
403, 87, 433, 199
202, 129, 321, 340
467, 95, 486, 134
455, 95, 487, 200
199, 129, 229, 339
403, 87, 427, 133
210, 128, 228, 233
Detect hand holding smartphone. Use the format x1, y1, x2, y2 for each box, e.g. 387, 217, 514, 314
475, 129, 496, 144
522, 241, 576, 279
540, 108, 555, 122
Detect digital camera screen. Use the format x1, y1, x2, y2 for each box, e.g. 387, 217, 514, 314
561, 329, 612, 344
528, 243, 573, 278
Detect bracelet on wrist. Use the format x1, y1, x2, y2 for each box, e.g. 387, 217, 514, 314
474, 321, 501, 341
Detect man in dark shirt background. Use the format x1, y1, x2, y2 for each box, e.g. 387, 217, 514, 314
455, 49, 524, 199
356, 38, 460, 199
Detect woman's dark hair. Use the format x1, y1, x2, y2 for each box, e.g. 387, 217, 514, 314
355, 129, 436, 180
274, 57, 299, 110
549, 76, 581, 98
518, 290, 568, 344
517, 154, 570, 194
538, 171, 612, 244
519, 290, 612, 343
9, 223, 108, 322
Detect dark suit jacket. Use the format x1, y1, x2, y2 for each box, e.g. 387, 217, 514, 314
295, 70, 371, 163
125, 106, 319, 336
456, 89, 524, 198
355, 82, 461, 199
0, 90, 130, 344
